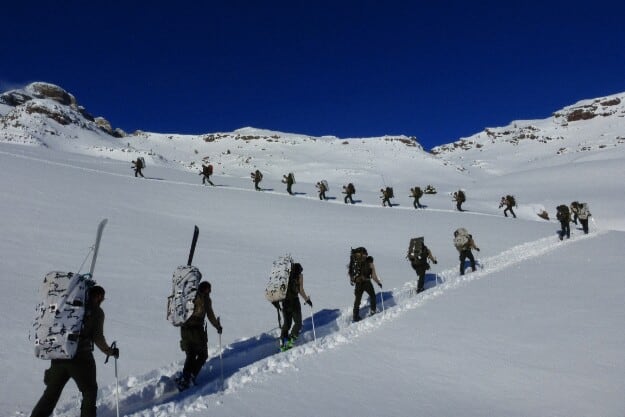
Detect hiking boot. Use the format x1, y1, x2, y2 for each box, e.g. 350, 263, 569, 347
353, 315, 362, 323
369, 309, 377, 317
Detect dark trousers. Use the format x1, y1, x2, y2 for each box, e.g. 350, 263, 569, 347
280, 298, 302, 341
254, 181, 261, 191
353, 280, 376, 319
287, 183, 293, 194
319, 191, 326, 200
579, 218, 589, 234
134, 168, 144, 177
202, 175, 214, 186
456, 201, 464, 211
413, 198, 422, 209
504, 206, 516, 218
181, 326, 208, 380
344, 194, 354, 204
459, 250, 476, 275
559, 221, 571, 240
382, 197, 391, 207
31, 352, 98, 417
412, 265, 427, 292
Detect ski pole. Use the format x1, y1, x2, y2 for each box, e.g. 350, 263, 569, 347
309, 306, 317, 342
379, 286, 385, 312
105, 341, 120, 417
218, 318, 224, 391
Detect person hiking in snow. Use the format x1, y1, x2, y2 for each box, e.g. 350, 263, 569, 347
380, 188, 393, 207
30, 285, 119, 417
453, 190, 466, 211
316, 181, 328, 200
349, 248, 383, 322
199, 163, 215, 186
282, 173, 295, 195
556, 204, 571, 240
570, 201, 580, 225
279, 263, 312, 351
576, 202, 592, 234
454, 230, 480, 275
132, 158, 144, 178
499, 195, 517, 218
251, 170, 263, 191
410, 186, 424, 209
410, 243, 437, 293
177, 281, 222, 390
343, 183, 355, 204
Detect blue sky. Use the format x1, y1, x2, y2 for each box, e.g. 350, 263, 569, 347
2, 1, 624, 149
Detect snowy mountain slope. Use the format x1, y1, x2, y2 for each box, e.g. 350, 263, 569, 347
1, 142, 624, 417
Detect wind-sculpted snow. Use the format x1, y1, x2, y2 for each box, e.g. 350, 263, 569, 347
56, 231, 602, 417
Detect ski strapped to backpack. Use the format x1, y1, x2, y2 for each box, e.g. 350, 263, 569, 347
265, 254, 293, 303
167, 226, 203, 326
32, 219, 108, 360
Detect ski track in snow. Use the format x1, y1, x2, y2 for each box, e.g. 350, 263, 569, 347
51, 229, 602, 417
3, 148, 603, 416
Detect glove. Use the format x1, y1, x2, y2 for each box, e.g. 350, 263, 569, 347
306, 298, 313, 308
217, 325, 223, 334
476, 248, 480, 252
378, 282, 383, 289
433, 260, 438, 264
109, 347, 119, 359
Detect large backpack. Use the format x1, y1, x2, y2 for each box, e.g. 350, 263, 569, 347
577, 203, 590, 220
347, 183, 355, 194
407, 237, 425, 263
138, 157, 145, 168
207, 164, 213, 175
506, 195, 516, 206
167, 265, 202, 326
556, 205, 570, 222
321, 180, 329, 192
288, 173, 295, 184
414, 187, 423, 198
265, 254, 293, 303
349, 247, 370, 283
456, 190, 466, 202
453, 228, 470, 251
33, 272, 96, 360
386, 187, 394, 198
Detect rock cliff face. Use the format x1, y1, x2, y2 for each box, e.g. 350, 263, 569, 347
0, 82, 124, 138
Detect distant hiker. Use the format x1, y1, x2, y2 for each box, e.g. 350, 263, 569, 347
424, 184, 437, 194
380, 187, 393, 207
453, 190, 466, 211
453, 228, 480, 275
410, 186, 424, 209
556, 205, 571, 240
499, 195, 517, 218
279, 263, 312, 351
343, 183, 355, 204
348, 247, 383, 322
576, 202, 592, 234
177, 281, 222, 390
30, 285, 119, 417
407, 237, 437, 293
199, 163, 215, 186
251, 170, 263, 191
282, 172, 295, 195
316, 181, 328, 200
132, 157, 145, 178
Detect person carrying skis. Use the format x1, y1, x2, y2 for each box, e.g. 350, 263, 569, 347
316, 181, 328, 200
343, 183, 355, 204
410, 186, 424, 209
30, 285, 119, 417
132, 158, 145, 178
556, 204, 571, 240
349, 248, 383, 322
453, 190, 466, 211
454, 230, 480, 275
282, 173, 295, 195
251, 170, 263, 191
177, 281, 222, 390
199, 164, 215, 186
380, 188, 392, 207
499, 195, 516, 218
410, 244, 437, 293
280, 263, 312, 351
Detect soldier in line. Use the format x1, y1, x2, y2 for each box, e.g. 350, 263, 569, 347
199, 164, 215, 186
316, 181, 328, 200
343, 183, 356, 204
251, 170, 263, 191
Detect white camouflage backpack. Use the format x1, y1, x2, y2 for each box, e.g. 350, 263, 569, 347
453, 228, 470, 251
577, 203, 590, 220
33, 272, 96, 360
167, 265, 202, 326
265, 254, 293, 303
